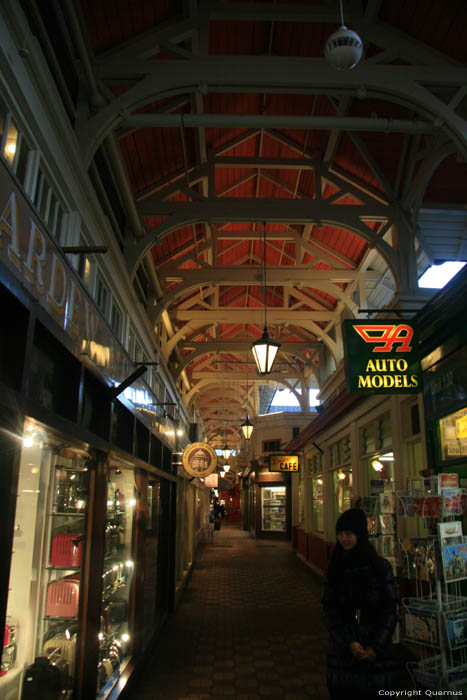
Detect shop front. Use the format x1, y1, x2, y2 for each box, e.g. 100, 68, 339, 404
0, 222, 181, 698
250, 470, 291, 539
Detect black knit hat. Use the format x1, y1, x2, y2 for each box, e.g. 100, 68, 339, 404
336, 508, 368, 541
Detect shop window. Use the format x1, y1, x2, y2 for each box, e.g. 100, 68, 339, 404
1, 437, 91, 699
78, 252, 92, 287
110, 299, 123, 342
411, 404, 420, 435
263, 439, 281, 453
97, 465, 137, 697
439, 407, 467, 461
135, 420, 149, 462
46, 192, 65, 244
3, 118, 18, 168
0, 99, 5, 145
150, 434, 162, 468
81, 369, 111, 439
15, 132, 31, 186
142, 476, 160, 648
0, 283, 28, 390
333, 468, 353, 517
361, 413, 391, 456
96, 273, 110, 319
29, 321, 80, 421
261, 486, 286, 532
111, 402, 134, 454
312, 476, 324, 532
127, 325, 136, 358
367, 452, 394, 494
162, 445, 172, 474
34, 169, 52, 222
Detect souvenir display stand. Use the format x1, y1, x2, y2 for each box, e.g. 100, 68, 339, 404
397, 475, 467, 692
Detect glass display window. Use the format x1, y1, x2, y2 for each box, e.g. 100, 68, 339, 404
1, 421, 90, 700
439, 406, 467, 461
332, 468, 353, 517
261, 486, 286, 532
367, 452, 395, 495
142, 476, 160, 649
97, 465, 136, 698
311, 476, 324, 532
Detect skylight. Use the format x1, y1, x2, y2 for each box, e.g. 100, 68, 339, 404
418, 261, 466, 289
269, 388, 320, 410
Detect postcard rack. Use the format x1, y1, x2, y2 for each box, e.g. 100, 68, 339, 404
396, 475, 467, 692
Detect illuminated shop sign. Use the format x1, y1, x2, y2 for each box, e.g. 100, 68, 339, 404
343, 320, 421, 394
269, 455, 299, 472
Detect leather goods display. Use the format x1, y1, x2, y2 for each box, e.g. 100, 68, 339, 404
21, 655, 66, 700
54, 467, 88, 514
50, 533, 83, 568
3, 618, 17, 647
46, 576, 80, 618
1, 617, 18, 677
43, 633, 77, 677
0, 641, 17, 677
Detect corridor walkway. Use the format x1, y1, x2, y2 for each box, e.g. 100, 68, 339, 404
131, 523, 330, 699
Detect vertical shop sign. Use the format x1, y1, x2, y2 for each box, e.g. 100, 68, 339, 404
343, 319, 422, 394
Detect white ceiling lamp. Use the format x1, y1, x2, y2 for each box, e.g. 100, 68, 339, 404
325, 0, 363, 71
251, 222, 280, 375
223, 463, 231, 472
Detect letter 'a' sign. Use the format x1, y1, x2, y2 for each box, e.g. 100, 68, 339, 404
343, 320, 422, 394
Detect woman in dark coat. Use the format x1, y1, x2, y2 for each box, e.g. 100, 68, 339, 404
322, 508, 401, 700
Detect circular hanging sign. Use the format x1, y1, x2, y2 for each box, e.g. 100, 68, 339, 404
182, 442, 218, 478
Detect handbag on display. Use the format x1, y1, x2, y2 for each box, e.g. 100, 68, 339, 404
46, 576, 80, 618
50, 533, 84, 568
54, 467, 88, 514
43, 633, 77, 677
21, 655, 66, 700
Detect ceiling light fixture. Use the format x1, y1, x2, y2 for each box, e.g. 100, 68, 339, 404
324, 0, 363, 71
241, 357, 254, 440
251, 222, 280, 375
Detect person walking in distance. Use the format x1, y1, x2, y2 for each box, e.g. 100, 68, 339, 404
322, 508, 400, 700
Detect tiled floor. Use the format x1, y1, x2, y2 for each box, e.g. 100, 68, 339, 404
130, 523, 331, 699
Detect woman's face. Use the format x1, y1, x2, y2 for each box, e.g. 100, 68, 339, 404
337, 530, 358, 550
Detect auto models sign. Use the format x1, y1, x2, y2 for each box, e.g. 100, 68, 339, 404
343, 320, 421, 394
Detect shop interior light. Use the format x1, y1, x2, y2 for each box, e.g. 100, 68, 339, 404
222, 444, 232, 459
176, 429, 183, 437
128, 498, 136, 507
337, 471, 346, 480
23, 435, 34, 448
371, 459, 384, 472
223, 464, 230, 472
220, 470, 225, 477
317, 478, 323, 485
121, 633, 130, 642
125, 560, 134, 568
379, 452, 394, 461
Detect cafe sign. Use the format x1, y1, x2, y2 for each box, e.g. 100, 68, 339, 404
270, 455, 299, 472
343, 319, 421, 394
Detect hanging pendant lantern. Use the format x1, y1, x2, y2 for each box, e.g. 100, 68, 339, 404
241, 415, 254, 440
251, 325, 281, 375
